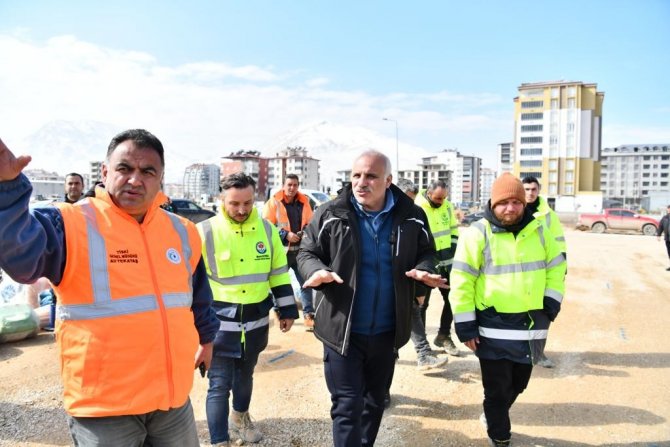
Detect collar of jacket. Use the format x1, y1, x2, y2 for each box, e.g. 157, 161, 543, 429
484, 201, 536, 234
91, 185, 169, 225
220, 206, 262, 230
415, 190, 449, 210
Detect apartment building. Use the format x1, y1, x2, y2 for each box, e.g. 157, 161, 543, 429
513, 80, 604, 212
267, 147, 320, 193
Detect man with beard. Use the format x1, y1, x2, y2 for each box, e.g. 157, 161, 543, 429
198, 172, 298, 446
450, 173, 566, 447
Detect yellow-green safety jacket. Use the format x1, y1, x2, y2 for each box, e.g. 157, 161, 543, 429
533, 196, 567, 255
450, 216, 566, 364
415, 190, 459, 267
197, 208, 298, 358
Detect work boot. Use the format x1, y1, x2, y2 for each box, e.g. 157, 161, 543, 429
416, 353, 448, 371
488, 438, 512, 447
433, 332, 448, 348
229, 410, 262, 444
304, 313, 315, 332
537, 353, 555, 368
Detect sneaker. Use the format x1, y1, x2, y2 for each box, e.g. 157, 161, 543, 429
417, 353, 448, 371
666, 267, 670, 271
488, 438, 511, 447
443, 336, 460, 356
537, 353, 555, 368
229, 410, 262, 443
304, 313, 315, 332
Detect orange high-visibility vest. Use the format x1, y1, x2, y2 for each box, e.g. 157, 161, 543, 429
262, 190, 312, 251
53, 189, 201, 417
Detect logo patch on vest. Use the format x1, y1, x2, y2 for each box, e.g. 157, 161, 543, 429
166, 248, 181, 264
256, 241, 267, 254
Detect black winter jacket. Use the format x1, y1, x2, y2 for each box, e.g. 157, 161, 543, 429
297, 184, 437, 355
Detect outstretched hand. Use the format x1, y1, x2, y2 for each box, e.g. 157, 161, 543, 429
0, 138, 32, 181
405, 269, 449, 289
303, 269, 343, 288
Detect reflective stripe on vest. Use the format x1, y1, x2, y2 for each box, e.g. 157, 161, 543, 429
219, 315, 270, 332
479, 326, 548, 341
58, 203, 193, 321
454, 310, 476, 323
470, 221, 549, 275
201, 217, 277, 285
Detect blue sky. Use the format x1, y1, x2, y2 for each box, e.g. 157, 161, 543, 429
1, 0, 669, 179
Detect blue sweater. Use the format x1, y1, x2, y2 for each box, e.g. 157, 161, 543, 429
350, 191, 396, 335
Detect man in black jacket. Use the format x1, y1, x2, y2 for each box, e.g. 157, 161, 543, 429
657, 204, 670, 270
297, 150, 447, 447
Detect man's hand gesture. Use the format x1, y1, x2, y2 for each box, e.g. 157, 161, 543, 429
405, 269, 449, 289
303, 269, 344, 288
0, 138, 31, 181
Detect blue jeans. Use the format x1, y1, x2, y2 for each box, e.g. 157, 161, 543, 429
287, 251, 314, 315
68, 399, 199, 447
206, 348, 262, 444
323, 331, 396, 447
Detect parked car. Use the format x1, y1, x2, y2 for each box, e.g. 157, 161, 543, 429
165, 199, 216, 223
460, 211, 485, 226
576, 208, 659, 236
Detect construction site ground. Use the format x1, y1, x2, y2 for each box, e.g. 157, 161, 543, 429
1, 228, 669, 446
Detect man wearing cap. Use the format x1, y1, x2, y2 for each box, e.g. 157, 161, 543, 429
450, 173, 566, 447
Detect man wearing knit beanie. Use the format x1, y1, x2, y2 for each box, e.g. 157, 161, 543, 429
449, 172, 566, 446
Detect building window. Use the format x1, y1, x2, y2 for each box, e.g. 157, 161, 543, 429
568, 98, 576, 109
549, 184, 557, 195
567, 122, 575, 133
567, 87, 576, 96
520, 160, 543, 167
564, 184, 574, 194
521, 100, 544, 109
520, 148, 543, 156
550, 98, 559, 109
521, 136, 543, 144
549, 172, 558, 181
549, 135, 558, 145
549, 160, 558, 169
521, 125, 543, 132
521, 112, 543, 120
551, 88, 559, 98
566, 159, 575, 169
520, 172, 542, 179
565, 171, 574, 182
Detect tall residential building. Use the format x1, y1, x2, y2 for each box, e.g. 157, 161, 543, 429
497, 142, 514, 175
267, 147, 320, 192
89, 161, 103, 185
513, 81, 604, 211
399, 149, 480, 206
183, 163, 220, 202
600, 144, 670, 209
480, 168, 496, 206
221, 151, 268, 200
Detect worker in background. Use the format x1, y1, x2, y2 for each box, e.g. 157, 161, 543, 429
415, 179, 461, 356
263, 173, 315, 330
522, 175, 567, 368
199, 172, 298, 446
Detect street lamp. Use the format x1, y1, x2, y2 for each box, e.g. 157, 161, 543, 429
382, 117, 399, 180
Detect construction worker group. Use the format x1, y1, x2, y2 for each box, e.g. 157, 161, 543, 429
0, 130, 566, 447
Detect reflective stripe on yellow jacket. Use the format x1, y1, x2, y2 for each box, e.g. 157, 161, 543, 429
415, 191, 459, 264
53, 190, 201, 417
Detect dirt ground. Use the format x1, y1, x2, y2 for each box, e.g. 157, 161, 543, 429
1, 228, 670, 446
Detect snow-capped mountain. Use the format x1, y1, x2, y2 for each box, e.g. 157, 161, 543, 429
19, 120, 123, 177
265, 121, 431, 190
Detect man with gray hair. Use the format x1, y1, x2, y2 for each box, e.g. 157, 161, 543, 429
298, 150, 447, 447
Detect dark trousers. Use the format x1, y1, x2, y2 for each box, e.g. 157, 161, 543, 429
410, 299, 431, 355
479, 358, 533, 442
423, 286, 454, 336
665, 240, 670, 260
324, 332, 396, 447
